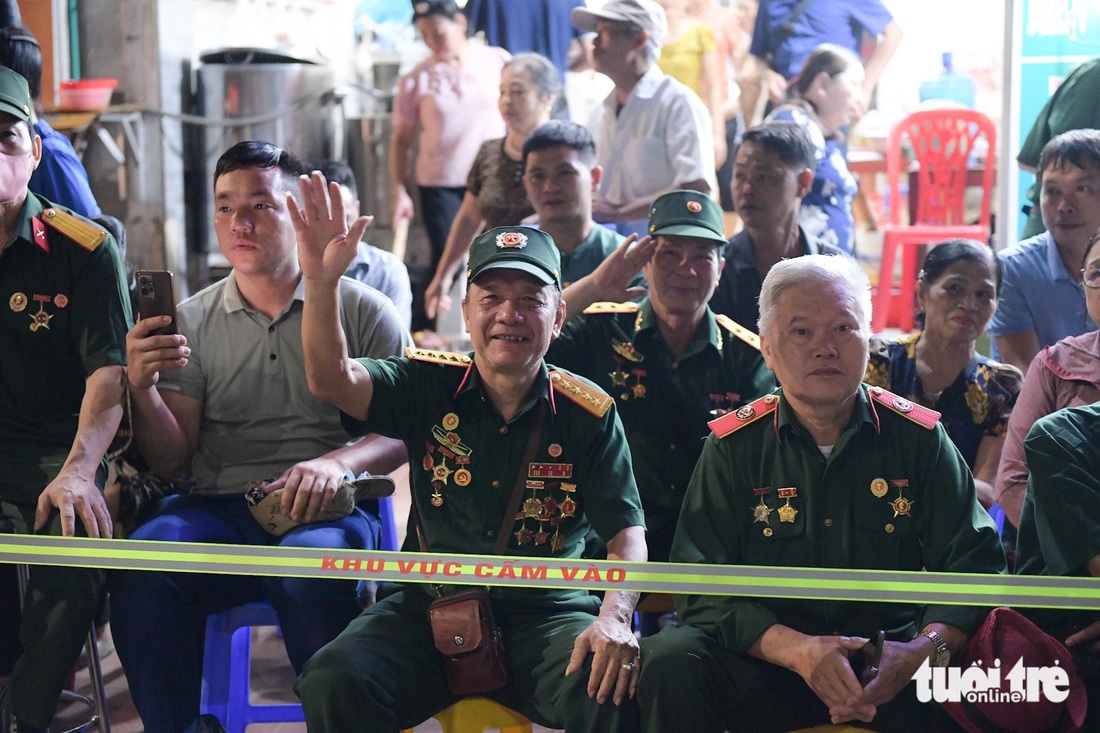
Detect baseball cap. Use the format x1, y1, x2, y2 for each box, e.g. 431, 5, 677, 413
572, 0, 668, 49
467, 226, 562, 289
648, 190, 726, 245
411, 0, 459, 20
0, 67, 32, 123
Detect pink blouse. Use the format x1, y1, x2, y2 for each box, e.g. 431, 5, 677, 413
995, 330, 1100, 527
392, 43, 510, 188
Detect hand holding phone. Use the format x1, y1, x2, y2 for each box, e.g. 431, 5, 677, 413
135, 270, 178, 336
848, 630, 885, 686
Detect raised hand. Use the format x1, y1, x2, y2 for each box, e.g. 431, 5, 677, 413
289, 171, 372, 284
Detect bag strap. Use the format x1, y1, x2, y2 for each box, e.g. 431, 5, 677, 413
766, 0, 816, 68
494, 401, 547, 554
411, 400, 548, 557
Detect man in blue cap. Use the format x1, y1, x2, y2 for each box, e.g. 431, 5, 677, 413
292, 171, 647, 731
0, 65, 131, 733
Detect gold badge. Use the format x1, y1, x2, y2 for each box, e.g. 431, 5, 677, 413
777, 487, 798, 523
548, 443, 562, 458
632, 382, 646, 399
686, 200, 703, 213
763, 527, 773, 537
611, 339, 644, 362
495, 230, 528, 249
889, 490, 914, 518
54, 293, 68, 308
430, 490, 443, 507
454, 468, 471, 487
9, 292, 27, 312
29, 302, 53, 332
442, 412, 459, 430
870, 478, 888, 498
432, 463, 453, 485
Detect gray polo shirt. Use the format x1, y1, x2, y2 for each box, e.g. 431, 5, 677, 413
158, 272, 410, 494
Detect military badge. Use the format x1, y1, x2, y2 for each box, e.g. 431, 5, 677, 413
752, 488, 773, 524
777, 487, 798, 523
686, 200, 703, 213
495, 230, 528, 249
54, 293, 68, 308
548, 443, 562, 458
611, 339, 644, 362
889, 490, 914, 518
9, 292, 26, 312
735, 405, 755, 420
870, 478, 888, 498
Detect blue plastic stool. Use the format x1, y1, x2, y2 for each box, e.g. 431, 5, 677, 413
199, 601, 302, 732
199, 495, 399, 732
987, 501, 1006, 535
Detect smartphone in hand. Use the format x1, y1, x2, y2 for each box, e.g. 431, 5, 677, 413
135, 270, 178, 336
849, 630, 885, 686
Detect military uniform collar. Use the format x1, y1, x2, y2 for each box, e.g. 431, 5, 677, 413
636, 296, 722, 357
453, 358, 556, 419
4, 193, 44, 253
774, 384, 880, 444
221, 270, 305, 317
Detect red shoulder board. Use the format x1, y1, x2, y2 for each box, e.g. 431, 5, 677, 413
550, 370, 613, 418
867, 385, 940, 430
708, 393, 779, 438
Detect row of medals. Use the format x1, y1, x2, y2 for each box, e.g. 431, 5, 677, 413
422, 411, 575, 552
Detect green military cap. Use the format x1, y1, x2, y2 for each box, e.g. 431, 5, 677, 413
648, 190, 726, 245
0, 67, 32, 123
467, 226, 562, 289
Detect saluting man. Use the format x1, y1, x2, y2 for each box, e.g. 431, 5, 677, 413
637, 254, 1006, 732
291, 168, 646, 732
548, 189, 774, 563
0, 66, 132, 733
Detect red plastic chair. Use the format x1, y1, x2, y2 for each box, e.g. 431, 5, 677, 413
872, 109, 997, 332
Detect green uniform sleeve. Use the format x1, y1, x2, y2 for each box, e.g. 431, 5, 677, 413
1021, 415, 1100, 577
917, 423, 1007, 634
71, 233, 132, 374
672, 433, 782, 652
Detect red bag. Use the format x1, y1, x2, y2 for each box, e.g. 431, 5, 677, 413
428, 588, 508, 695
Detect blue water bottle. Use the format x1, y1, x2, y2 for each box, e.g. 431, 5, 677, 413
918, 53, 977, 108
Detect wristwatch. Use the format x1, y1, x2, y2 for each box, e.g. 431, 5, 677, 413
919, 629, 951, 667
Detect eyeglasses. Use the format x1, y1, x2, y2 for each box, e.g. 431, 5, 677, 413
1081, 265, 1100, 289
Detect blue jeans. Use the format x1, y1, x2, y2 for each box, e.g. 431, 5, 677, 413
108, 493, 380, 733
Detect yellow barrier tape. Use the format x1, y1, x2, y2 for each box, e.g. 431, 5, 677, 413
1, 535, 1097, 609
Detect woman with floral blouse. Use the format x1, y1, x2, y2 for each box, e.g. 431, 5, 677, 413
865, 239, 1023, 508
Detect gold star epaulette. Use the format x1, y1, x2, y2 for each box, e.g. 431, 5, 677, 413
550, 370, 613, 418
40, 208, 107, 252
583, 301, 640, 315
715, 314, 760, 350
708, 393, 779, 438
405, 347, 472, 367
867, 385, 940, 430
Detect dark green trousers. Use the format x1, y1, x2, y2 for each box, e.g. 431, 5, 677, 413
0, 500, 102, 730
637, 625, 940, 733
295, 586, 638, 732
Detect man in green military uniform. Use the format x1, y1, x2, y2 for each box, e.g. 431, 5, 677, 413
1016, 403, 1100, 728
637, 254, 1006, 732
291, 170, 646, 732
548, 189, 774, 562
0, 67, 131, 732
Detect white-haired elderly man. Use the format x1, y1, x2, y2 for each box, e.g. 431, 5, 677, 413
636, 254, 1006, 731
572, 0, 717, 237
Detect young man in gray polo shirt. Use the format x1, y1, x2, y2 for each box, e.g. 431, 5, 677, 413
110, 141, 410, 733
